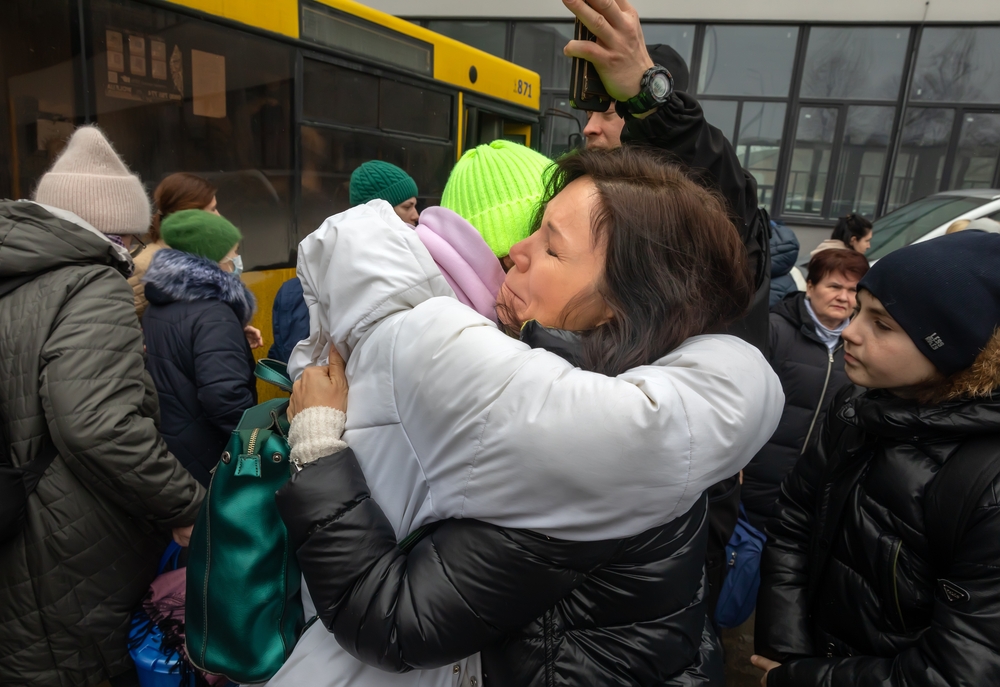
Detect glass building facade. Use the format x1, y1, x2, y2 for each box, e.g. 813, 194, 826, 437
418, 20, 1000, 225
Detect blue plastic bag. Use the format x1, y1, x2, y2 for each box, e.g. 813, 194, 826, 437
129, 542, 194, 687
714, 504, 766, 628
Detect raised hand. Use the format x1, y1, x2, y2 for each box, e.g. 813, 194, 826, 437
562, 0, 654, 102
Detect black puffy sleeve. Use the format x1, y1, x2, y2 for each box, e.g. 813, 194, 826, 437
275, 449, 616, 672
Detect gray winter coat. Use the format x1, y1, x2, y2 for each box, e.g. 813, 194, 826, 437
0, 200, 205, 687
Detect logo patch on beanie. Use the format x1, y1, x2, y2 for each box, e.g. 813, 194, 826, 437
925, 333, 945, 350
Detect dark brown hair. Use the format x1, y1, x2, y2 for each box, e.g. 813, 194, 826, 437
806, 248, 870, 285
150, 172, 217, 242
831, 212, 873, 250
524, 147, 755, 377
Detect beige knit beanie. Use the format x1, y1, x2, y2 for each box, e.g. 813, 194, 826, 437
33, 126, 151, 235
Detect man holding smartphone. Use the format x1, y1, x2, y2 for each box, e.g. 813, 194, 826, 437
583, 43, 689, 150
564, 0, 771, 355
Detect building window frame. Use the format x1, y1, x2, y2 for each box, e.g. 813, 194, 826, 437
407, 16, 1000, 224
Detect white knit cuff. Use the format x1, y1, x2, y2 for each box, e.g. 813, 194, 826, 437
288, 406, 348, 468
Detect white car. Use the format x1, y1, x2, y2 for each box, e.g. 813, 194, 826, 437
867, 189, 1000, 261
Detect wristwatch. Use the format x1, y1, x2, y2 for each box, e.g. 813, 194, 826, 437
615, 65, 674, 119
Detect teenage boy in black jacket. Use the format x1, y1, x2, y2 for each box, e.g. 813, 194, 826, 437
752, 230, 1000, 686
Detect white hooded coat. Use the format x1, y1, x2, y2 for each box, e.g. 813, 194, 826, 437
267, 200, 784, 687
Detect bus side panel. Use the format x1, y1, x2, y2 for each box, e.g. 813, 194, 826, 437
168, 0, 300, 39
435, 40, 540, 112
242, 267, 298, 401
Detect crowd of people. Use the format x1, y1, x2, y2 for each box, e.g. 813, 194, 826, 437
2, 1, 1000, 686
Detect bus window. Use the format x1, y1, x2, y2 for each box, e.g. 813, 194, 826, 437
475, 111, 504, 145
303, 59, 378, 128
379, 80, 452, 140
300, 125, 452, 235
87, 0, 296, 271
464, 106, 535, 150
0, 0, 79, 201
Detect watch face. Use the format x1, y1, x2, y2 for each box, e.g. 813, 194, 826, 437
649, 72, 671, 100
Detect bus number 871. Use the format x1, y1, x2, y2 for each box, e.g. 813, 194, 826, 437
516, 80, 532, 98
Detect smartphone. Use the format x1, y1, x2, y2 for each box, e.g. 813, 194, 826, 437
569, 18, 611, 112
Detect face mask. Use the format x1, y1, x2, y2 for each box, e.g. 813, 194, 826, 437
228, 255, 243, 277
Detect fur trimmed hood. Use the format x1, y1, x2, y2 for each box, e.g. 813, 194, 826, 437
143, 248, 255, 326
931, 329, 1000, 403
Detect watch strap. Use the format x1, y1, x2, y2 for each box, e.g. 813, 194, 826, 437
617, 66, 674, 119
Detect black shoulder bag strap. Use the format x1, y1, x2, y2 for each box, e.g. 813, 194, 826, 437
924, 435, 1000, 588
0, 270, 60, 542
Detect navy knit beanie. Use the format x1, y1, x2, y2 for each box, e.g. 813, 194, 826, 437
858, 230, 1000, 375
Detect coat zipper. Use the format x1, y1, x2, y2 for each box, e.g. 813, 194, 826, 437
801, 344, 842, 455
891, 539, 907, 632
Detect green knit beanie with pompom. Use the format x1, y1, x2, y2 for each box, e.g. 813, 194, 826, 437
441, 140, 554, 257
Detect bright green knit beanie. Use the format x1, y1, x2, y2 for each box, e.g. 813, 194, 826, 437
441, 140, 554, 257
349, 160, 419, 207
161, 209, 242, 263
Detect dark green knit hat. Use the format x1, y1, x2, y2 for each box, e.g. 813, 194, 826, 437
160, 209, 242, 263
349, 160, 419, 207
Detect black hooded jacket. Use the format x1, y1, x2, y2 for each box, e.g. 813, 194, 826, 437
742, 292, 849, 530
142, 249, 257, 485
275, 324, 724, 687
755, 385, 1000, 686
623, 91, 771, 353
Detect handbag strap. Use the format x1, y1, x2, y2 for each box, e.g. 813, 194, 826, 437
255, 359, 293, 392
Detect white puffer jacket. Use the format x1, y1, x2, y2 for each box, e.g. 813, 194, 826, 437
268, 200, 783, 687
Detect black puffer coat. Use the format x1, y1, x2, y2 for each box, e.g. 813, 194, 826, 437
755, 384, 1000, 686
0, 201, 204, 686
142, 249, 257, 486
276, 449, 723, 687
742, 292, 848, 530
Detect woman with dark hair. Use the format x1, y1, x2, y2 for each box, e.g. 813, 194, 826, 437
130, 172, 218, 318
743, 248, 870, 532
811, 213, 874, 257
263, 146, 784, 687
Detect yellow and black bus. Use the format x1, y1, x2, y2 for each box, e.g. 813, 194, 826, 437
2, 0, 540, 394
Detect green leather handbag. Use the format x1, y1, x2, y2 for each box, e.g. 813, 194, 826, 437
185, 359, 304, 684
